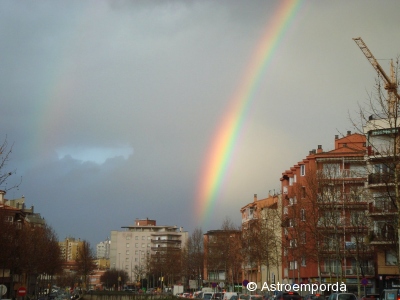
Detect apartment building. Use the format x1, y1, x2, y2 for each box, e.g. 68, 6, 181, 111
280, 132, 374, 294
364, 113, 400, 290
240, 193, 282, 290
110, 218, 188, 285
203, 229, 242, 291
97, 238, 111, 259
59, 237, 84, 262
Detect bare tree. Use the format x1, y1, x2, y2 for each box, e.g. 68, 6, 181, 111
76, 240, 97, 290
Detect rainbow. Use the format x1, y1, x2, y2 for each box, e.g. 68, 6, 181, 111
196, 0, 304, 225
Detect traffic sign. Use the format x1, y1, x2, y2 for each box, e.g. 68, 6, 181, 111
0, 285, 7, 296
361, 278, 368, 286
17, 287, 27, 297
242, 280, 249, 287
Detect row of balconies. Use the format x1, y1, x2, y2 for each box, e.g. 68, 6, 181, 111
320, 266, 375, 276
316, 169, 367, 179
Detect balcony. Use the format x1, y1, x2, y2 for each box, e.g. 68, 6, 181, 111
369, 227, 396, 245
368, 173, 395, 185
369, 200, 397, 215
320, 266, 375, 276
317, 169, 367, 180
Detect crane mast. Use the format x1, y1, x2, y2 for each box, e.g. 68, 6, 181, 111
353, 37, 400, 112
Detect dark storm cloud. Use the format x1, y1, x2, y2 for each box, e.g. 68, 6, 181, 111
0, 0, 400, 245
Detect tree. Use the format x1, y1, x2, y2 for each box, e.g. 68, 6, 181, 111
351, 44, 400, 283
182, 227, 204, 291
100, 269, 129, 290
76, 240, 96, 290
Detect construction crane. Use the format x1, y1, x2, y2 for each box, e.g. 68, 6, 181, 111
353, 37, 400, 114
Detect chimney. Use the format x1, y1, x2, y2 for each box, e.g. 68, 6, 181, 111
347, 131, 351, 136
335, 135, 339, 139
317, 145, 323, 153
254, 194, 257, 202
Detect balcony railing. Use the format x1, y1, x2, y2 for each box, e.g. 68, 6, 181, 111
317, 169, 367, 179
369, 200, 397, 214
320, 266, 375, 276
368, 173, 395, 185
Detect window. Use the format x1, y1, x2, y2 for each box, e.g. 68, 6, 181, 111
5, 216, 13, 222
284, 248, 288, 256
300, 165, 305, 176
126, 236, 131, 240
290, 239, 297, 248
142, 243, 145, 248
283, 207, 288, 215
126, 250, 130, 255
289, 177, 294, 186
301, 232, 306, 244
142, 236, 145, 240
135, 236, 138, 240
284, 228, 288, 236
301, 256, 306, 267
125, 257, 129, 261
147, 236, 151, 240
301, 187, 306, 198
294, 175, 297, 183
386, 250, 398, 265
289, 219, 296, 227
300, 209, 306, 221
289, 261, 298, 270
135, 243, 138, 248
126, 243, 130, 248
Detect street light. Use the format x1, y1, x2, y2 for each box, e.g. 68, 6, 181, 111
118, 253, 121, 291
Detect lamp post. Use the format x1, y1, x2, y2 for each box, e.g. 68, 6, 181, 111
118, 253, 121, 291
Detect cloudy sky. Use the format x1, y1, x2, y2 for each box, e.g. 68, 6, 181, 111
1, 0, 399, 247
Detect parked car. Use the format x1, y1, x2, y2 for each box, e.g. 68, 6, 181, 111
230, 296, 238, 300
239, 294, 250, 300
327, 293, 357, 300
304, 295, 317, 300
381, 289, 400, 300
275, 291, 302, 300
362, 294, 380, 300
224, 293, 239, 300
212, 293, 223, 300
250, 295, 263, 300
203, 292, 215, 300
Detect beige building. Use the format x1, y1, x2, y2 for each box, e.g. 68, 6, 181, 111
240, 193, 282, 291
59, 237, 84, 261
110, 218, 188, 284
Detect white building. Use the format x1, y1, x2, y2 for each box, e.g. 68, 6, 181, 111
110, 218, 188, 283
96, 237, 111, 259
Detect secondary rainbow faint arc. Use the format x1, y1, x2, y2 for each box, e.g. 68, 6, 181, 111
196, 0, 303, 224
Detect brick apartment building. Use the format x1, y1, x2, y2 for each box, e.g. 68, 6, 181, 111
280, 132, 374, 294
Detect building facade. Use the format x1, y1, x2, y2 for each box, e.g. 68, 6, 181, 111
203, 229, 242, 292
280, 132, 373, 294
240, 193, 282, 291
364, 113, 400, 290
110, 218, 188, 286
97, 238, 111, 259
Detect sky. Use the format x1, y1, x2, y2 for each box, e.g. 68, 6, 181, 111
1, 0, 400, 247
